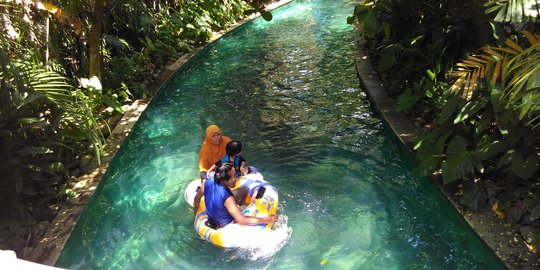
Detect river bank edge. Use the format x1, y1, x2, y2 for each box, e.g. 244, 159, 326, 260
353, 24, 539, 269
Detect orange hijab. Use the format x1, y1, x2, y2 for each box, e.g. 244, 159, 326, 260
198, 125, 231, 172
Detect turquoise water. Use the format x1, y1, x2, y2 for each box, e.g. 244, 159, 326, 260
56, 0, 505, 269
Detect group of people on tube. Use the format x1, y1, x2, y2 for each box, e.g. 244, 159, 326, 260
192, 125, 277, 229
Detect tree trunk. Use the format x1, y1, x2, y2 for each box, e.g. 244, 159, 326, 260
470, 0, 493, 46
88, 0, 105, 80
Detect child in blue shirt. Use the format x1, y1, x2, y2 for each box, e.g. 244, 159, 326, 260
208, 140, 247, 178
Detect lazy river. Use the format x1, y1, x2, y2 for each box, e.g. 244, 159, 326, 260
56, 0, 505, 269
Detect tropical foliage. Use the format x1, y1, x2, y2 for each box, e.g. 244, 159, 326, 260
0, 1, 105, 253
0, 0, 277, 257
350, 0, 540, 250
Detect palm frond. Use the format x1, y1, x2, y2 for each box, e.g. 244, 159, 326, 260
502, 42, 540, 119
450, 31, 540, 129
523, 31, 540, 44
485, 0, 540, 24
3, 58, 105, 162
450, 51, 502, 99
449, 31, 539, 101
505, 39, 524, 53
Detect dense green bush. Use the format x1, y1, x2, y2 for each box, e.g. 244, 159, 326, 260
350, 0, 540, 248
349, 0, 480, 96
0, 57, 104, 255
102, 0, 251, 99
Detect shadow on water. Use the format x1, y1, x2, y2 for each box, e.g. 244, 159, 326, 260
56, 0, 505, 269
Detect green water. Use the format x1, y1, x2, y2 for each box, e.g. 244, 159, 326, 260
56, 0, 505, 269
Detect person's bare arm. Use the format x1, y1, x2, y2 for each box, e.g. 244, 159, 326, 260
199, 149, 208, 173
224, 197, 277, 225
193, 179, 206, 214
240, 161, 248, 176
207, 164, 217, 174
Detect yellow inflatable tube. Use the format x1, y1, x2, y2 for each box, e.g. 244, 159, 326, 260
184, 171, 278, 248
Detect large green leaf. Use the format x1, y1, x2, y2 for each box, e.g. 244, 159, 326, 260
511, 152, 539, 180
396, 88, 423, 112
490, 87, 505, 113
377, 44, 401, 72
497, 151, 514, 169
360, 7, 379, 39
475, 108, 494, 135
436, 95, 462, 125
413, 129, 452, 176
482, 139, 511, 158
530, 204, 540, 221
454, 98, 487, 124
518, 91, 540, 120
441, 136, 484, 183
459, 182, 488, 210
506, 126, 531, 146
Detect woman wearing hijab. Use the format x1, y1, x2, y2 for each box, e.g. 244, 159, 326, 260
198, 125, 232, 178
193, 125, 231, 213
